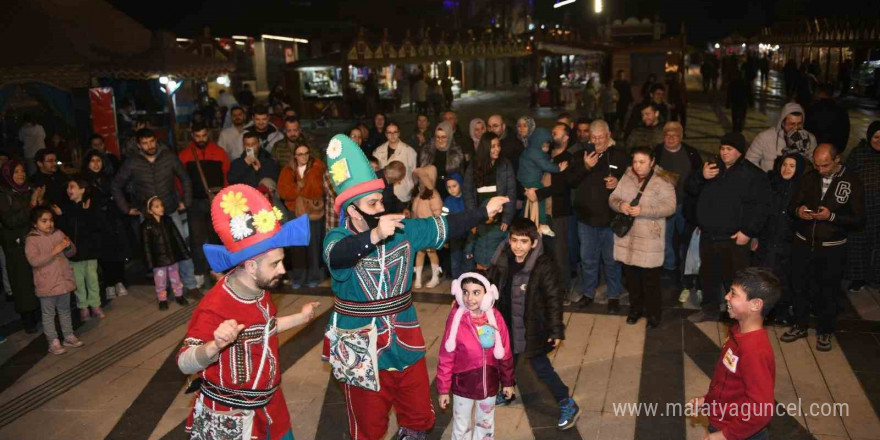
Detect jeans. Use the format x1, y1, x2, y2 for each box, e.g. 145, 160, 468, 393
169, 211, 197, 289
663, 204, 693, 273
577, 222, 622, 299
71, 259, 100, 308
40, 293, 74, 342
514, 353, 570, 403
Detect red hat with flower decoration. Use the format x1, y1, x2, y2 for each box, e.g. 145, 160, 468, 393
203, 184, 310, 272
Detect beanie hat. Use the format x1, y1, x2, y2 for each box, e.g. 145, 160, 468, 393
445, 272, 505, 360
720, 132, 747, 155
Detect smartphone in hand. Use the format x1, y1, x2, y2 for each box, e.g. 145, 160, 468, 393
246, 147, 255, 159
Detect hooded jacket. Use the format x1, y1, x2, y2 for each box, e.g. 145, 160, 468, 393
486, 239, 565, 358
686, 156, 771, 239
436, 305, 515, 400
746, 102, 817, 172
517, 127, 560, 186
790, 165, 864, 247
25, 229, 76, 297
609, 166, 677, 268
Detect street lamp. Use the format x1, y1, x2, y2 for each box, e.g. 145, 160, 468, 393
594, 0, 603, 13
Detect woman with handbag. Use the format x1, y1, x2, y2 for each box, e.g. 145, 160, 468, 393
278, 144, 326, 288
609, 146, 676, 328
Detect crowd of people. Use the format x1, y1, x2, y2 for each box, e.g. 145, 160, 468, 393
0, 65, 878, 439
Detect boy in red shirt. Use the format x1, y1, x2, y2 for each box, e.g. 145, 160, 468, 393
688, 267, 781, 440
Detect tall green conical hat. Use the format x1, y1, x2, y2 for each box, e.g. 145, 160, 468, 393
325, 134, 385, 214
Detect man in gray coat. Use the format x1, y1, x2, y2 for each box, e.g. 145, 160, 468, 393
112, 128, 200, 294
746, 102, 817, 172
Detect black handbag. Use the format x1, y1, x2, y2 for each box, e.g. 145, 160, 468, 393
610, 169, 653, 238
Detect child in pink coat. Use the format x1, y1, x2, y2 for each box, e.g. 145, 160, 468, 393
436, 272, 515, 440
25, 207, 83, 355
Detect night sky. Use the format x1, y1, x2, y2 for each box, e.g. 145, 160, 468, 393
111, 0, 872, 46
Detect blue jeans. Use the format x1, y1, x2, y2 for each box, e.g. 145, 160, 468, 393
663, 204, 687, 271
170, 211, 197, 289
577, 222, 622, 299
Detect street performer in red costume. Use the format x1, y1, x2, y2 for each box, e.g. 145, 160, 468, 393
177, 184, 318, 440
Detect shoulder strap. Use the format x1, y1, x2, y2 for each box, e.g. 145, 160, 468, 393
190, 145, 214, 200
630, 169, 654, 205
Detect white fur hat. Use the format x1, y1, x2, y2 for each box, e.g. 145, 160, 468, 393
445, 272, 504, 359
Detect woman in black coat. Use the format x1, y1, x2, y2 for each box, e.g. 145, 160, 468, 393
83, 149, 130, 297
0, 160, 40, 332
756, 153, 805, 325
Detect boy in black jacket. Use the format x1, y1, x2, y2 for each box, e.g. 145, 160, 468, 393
781, 144, 864, 351
485, 218, 579, 430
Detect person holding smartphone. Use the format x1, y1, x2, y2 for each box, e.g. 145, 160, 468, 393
685, 132, 771, 323
228, 132, 280, 188
780, 143, 865, 352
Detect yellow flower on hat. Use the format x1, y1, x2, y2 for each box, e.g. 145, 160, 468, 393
253, 209, 277, 234
220, 191, 249, 218
272, 206, 284, 221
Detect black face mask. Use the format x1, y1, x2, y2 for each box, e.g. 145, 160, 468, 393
352, 203, 383, 230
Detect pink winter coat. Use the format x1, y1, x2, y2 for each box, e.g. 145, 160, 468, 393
436, 305, 515, 400
25, 229, 76, 297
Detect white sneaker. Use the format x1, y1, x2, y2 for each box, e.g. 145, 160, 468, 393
539, 224, 556, 237
194, 275, 205, 289
115, 283, 128, 296
106, 286, 117, 299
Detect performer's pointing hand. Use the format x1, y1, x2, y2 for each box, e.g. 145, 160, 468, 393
485, 196, 510, 219
214, 319, 245, 350
373, 214, 406, 242
300, 301, 321, 321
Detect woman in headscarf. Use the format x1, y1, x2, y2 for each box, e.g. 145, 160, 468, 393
756, 153, 806, 325
468, 118, 486, 154
845, 121, 880, 293
515, 116, 536, 148
420, 120, 464, 200
0, 160, 40, 333
82, 150, 130, 298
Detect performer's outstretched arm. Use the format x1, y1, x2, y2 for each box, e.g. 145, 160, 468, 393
178, 319, 243, 374
277, 301, 321, 332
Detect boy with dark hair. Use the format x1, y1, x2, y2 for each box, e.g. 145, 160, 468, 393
485, 217, 579, 430
688, 267, 780, 440
378, 160, 406, 214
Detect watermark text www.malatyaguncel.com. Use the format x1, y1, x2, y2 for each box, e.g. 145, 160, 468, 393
612, 399, 849, 421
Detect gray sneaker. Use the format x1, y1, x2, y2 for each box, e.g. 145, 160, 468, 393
816, 334, 833, 352
780, 325, 808, 343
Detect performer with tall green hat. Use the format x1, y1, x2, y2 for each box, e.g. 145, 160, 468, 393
322, 133, 509, 440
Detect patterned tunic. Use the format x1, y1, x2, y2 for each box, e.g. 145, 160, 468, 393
845, 143, 880, 283
322, 215, 448, 371
179, 275, 290, 440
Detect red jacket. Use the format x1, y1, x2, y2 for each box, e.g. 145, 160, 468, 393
436, 305, 515, 400
178, 142, 231, 197
704, 325, 775, 440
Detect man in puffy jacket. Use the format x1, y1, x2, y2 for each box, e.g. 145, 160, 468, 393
780, 144, 864, 352
686, 132, 770, 322
746, 102, 817, 172
112, 128, 199, 294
